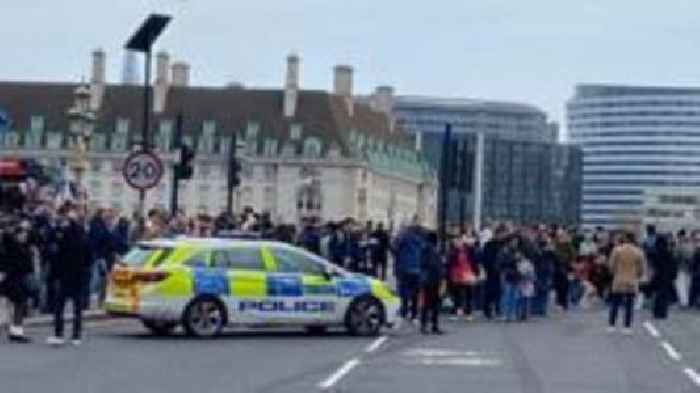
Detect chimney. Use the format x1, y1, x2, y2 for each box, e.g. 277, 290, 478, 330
89, 48, 106, 110
121, 50, 139, 85
153, 51, 171, 113
171, 61, 190, 87
284, 53, 300, 118
333, 65, 354, 117
373, 85, 396, 133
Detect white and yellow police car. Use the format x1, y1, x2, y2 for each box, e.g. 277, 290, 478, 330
106, 238, 399, 337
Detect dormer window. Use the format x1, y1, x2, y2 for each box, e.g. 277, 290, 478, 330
116, 118, 129, 134
203, 120, 216, 135
303, 137, 322, 159
290, 124, 302, 140
264, 138, 278, 157
30, 115, 44, 132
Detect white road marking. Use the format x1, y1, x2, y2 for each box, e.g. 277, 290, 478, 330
365, 336, 388, 353
403, 348, 486, 357
643, 321, 661, 338
405, 357, 502, 367
660, 341, 682, 362
318, 358, 360, 390
684, 368, 700, 387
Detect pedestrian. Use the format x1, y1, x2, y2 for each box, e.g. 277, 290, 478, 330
532, 237, 556, 316
447, 235, 479, 321
553, 230, 575, 312
371, 222, 390, 281
674, 229, 693, 307
0, 221, 34, 343
481, 225, 507, 319
650, 235, 677, 320
607, 232, 646, 335
47, 206, 91, 346
419, 231, 445, 335
393, 217, 424, 323
516, 251, 535, 321
498, 236, 521, 322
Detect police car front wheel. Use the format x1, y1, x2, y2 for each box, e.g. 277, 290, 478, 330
345, 297, 384, 337
183, 297, 227, 337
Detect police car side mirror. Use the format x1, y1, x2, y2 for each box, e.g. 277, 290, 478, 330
323, 266, 339, 281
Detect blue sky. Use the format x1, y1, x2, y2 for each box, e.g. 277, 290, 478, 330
4, 0, 700, 133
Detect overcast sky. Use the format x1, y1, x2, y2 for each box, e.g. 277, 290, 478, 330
4, 1, 700, 131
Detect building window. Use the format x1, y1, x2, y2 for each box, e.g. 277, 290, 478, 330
116, 118, 129, 134
264, 139, 278, 156
90, 160, 102, 173
264, 165, 277, 181
199, 164, 211, 178
303, 137, 322, 158
111, 159, 123, 173
89, 180, 102, 190
290, 124, 302, 140
30, 116, 44, 132
203, 120, 216, 135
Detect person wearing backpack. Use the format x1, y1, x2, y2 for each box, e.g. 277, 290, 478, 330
448, 235, 480, 321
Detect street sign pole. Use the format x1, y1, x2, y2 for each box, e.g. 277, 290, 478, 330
138, 47, 151, 218
170, 112, 183, 216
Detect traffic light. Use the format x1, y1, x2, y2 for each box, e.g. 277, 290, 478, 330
175, 144, 195, 180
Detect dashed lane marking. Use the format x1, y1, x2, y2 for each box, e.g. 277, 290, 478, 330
684, 368, 700, 387
661, 341, 682, 362
365, 336, 388, 353
318, 358, 360, 390
643, 321, 660, 338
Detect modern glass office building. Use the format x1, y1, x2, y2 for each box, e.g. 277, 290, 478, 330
392, 96, 581, 226
568, 84, 700, 229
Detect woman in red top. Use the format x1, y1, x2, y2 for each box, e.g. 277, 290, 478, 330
448, 236, 481, 321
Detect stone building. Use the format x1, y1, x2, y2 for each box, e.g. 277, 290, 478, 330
0, 50, 437, 227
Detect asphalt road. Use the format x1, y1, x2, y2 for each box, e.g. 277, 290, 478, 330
2, 308, 700, 393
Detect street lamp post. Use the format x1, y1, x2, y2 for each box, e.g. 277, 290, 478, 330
125, 14, 172, 218
67, 84, 96, 208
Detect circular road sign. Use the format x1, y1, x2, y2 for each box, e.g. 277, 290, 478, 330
122, 151, 164, 191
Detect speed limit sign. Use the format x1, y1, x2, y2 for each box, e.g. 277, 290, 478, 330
122, 151, 164, 190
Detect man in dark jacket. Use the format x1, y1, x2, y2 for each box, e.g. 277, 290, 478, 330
532, 237, 557, 316
651, 235, 678, 320
0, 222, 34, 343
420, 232, 445, 334
481, 226, 507, 319
689, 237, 700, 308
371, 223, 390, 281
47, 207, 91, 346
393, 219, 424, 321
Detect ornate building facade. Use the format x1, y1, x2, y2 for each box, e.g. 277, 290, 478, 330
0, 50, 437, 227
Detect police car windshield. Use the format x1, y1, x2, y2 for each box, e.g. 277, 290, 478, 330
121, 244, 174, 267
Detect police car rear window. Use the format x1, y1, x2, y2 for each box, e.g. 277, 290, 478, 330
122, 245, 174, 267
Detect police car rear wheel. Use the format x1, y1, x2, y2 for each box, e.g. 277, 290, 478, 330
346, 297, 384, 336
142, 319, 178, 336
183, 298, 226, 337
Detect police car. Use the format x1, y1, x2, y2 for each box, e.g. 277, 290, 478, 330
105, 238, 399, 337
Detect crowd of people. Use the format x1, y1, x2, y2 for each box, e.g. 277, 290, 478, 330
2, 192, 700, 343
389, 220, 700, 335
